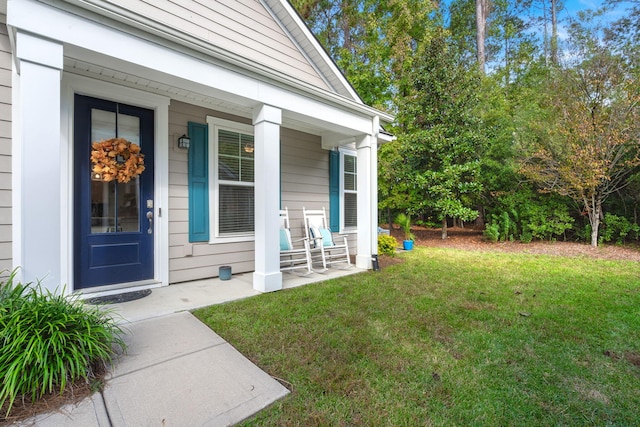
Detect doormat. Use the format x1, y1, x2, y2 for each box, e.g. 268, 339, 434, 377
86, 289, 152, 305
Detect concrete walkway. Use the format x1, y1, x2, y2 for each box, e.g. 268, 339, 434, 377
17, 269, 362, 426
24, 311, 289, 426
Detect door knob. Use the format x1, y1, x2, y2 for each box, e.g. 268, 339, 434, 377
146, 211, 153, 234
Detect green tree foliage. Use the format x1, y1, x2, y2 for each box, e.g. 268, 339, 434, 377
396, 29, 485, 239
290, 0, 436, 111
519, 41, 640, 246
378, 139, 418, 224
291, 0, 640, 246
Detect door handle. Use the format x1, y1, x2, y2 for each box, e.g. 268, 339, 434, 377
146, 211, 153, 234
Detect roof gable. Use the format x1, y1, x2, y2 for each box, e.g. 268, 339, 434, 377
262, 0, 361, 101
84, 0, 358, 102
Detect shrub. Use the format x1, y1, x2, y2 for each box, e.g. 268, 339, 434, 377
487, 190, 574, 242
483, 223, 500, 242
378, 234, 398, 256
0, 271, 126, 416
519, 231, 533, 244
524, 205, 574, 241
499, 211, 514, 241
600, 213, 640, 244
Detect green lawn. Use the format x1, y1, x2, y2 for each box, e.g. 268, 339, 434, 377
194, 248, 640, 426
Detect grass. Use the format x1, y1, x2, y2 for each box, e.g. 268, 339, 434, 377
194, 248, 640, 426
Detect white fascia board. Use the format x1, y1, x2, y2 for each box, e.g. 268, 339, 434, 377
378, 132, 396, 144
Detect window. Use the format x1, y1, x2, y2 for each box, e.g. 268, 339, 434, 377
341, 150, 357, 230
207, 117, 254, 241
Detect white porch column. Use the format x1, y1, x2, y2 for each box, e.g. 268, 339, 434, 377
14, 32, 64, 292
252, 104, 282, 292
356, 133, 375, 269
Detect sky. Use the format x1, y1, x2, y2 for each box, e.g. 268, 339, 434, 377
441, 0, 634, 32
549, 0, 635, 43
553, 0, 632, 28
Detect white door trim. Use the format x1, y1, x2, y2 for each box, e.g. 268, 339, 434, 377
61, 73, 170, 293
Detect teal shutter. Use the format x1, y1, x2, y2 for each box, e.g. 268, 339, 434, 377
329, 150, 340, 231
188, 122, 209, 242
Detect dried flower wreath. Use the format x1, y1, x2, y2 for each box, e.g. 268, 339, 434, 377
90, 138, 145, 183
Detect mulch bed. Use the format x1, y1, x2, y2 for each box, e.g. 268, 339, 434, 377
0, 380, 96, 426
380, 225, 640, 264
0, 364, 107, 426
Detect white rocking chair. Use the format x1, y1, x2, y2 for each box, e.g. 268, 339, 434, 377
280, 208, 313, 274
303, 207, 351, 270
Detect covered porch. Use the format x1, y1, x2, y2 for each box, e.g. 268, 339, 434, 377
8, 0, 392, 296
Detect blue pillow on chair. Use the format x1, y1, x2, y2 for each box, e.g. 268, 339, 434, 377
280, 228, 292, 251
318, 227, 334, 247
309, 226, 332, 248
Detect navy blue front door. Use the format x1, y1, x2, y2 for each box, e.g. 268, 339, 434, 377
74, 95, 154, 289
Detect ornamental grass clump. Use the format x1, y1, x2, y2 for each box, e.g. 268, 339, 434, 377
0, 270, 126, 416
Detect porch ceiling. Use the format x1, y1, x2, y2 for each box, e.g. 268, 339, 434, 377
65, 57, 254, 118
64, 57, 364, 139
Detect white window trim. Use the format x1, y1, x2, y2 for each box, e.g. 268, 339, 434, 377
207, 116, 255, 244
340, 148, 358, 234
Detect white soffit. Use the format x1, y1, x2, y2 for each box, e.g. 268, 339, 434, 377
64, 57, 254, 118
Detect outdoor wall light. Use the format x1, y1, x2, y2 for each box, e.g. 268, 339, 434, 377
178, 134, 190, 149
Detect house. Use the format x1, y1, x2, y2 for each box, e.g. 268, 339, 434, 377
0, 0, 393, 296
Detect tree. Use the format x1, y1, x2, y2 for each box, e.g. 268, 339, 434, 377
519, 47, 640, 246
396, 29, 484, 239
290, 0, 436, 112
377, 139, 420, 227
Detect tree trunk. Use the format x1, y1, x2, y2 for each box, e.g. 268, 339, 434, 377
588, 197, 602, 247
551, 0, 558, 65
476, 0, 486, 74
441, 217, 448, 240
591, 216, 600, 247
475, 204, 485, 228
542, 0, 548, 63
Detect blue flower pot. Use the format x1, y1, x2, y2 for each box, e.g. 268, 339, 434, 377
219, 266, 232, 280
403, 240, 414, 251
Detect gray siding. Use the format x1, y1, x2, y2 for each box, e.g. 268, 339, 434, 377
0, 22, 11, 273
280, 131, 357, 252
168, 100, 254, 283
280, 128, 328, 241
168, 101, 355, 283
108, 0, 329, 91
